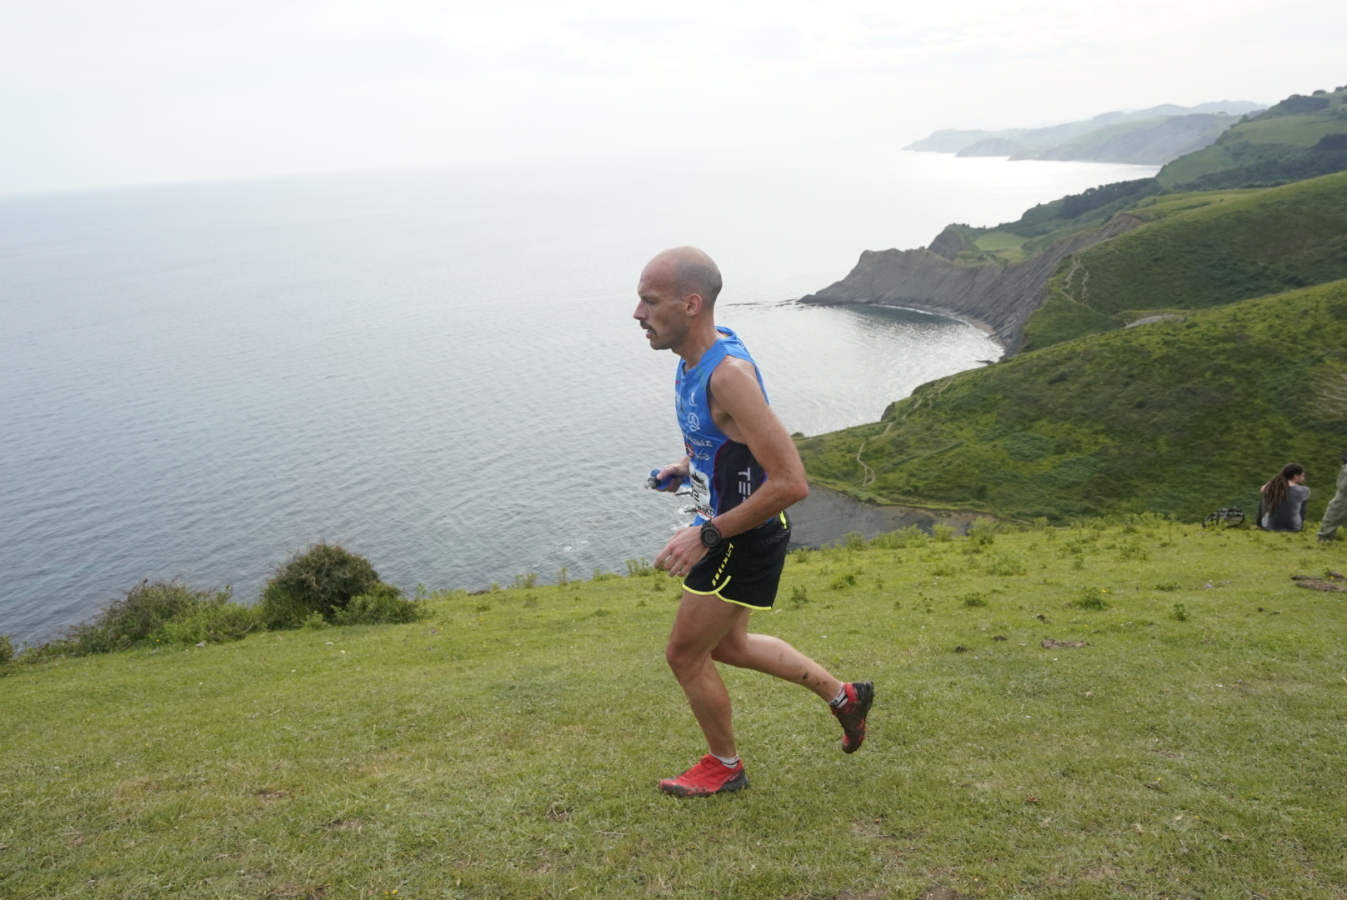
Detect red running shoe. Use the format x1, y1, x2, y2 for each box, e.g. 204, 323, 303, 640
658, 754, 749, 797
832, 681, 874, 753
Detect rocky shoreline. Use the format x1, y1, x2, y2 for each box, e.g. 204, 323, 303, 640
787, 484, 982, 548
797, 216, 1142, 354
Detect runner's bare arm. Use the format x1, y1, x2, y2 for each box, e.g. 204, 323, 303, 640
704, 357, 808, 538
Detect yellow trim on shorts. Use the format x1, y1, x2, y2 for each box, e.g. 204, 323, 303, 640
683, 538, 736, 601
682, 578, 771, 611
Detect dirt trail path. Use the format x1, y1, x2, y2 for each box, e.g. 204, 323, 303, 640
855, 378, 954, 486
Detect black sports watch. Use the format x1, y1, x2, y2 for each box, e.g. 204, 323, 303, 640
699, 521, 724, 551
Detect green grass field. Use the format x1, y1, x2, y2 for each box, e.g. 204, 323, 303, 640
4, 520, 1346, 898
971, 230, 1030, 257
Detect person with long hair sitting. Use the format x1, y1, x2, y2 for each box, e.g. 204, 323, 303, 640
1260, 463, 1310, 531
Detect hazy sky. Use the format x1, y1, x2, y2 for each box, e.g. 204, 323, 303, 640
3, 0, 1344, 195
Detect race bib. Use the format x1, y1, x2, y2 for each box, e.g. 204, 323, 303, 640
688, 462, 713, 519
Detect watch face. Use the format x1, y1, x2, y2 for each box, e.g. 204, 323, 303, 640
700, 524, 721, 548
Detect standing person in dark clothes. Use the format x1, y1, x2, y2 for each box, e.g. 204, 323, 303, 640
635, 246, 873, 797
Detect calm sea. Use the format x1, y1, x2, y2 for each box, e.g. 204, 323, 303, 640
0, 149, 1157, 646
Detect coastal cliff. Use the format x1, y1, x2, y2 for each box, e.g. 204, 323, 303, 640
797, 214, 1143, 354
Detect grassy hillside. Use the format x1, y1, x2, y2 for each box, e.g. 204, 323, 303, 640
799, 279, 1347, 522
1158, 86, 1347, 189
4, 521, 1346, 897
1021, 170, 1347, 349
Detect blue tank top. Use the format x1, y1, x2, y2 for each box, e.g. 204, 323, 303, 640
675, 327, 770, 524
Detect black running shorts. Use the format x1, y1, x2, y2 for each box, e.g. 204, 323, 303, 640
683, 513, 791, 610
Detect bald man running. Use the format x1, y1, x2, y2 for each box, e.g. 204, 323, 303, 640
634, 246, 874, 797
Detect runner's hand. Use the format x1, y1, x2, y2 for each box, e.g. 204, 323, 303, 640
655, 526, 707, 577
653, 463, 686, 492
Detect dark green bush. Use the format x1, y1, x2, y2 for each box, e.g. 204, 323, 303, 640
69, 580, 225, 654
331, 583, 423, 626
21, 581, 244, 658
261, 544, 381, 629
0, 633, 14, 667
1261, 94, 1331, 117
102, 580, 200, 650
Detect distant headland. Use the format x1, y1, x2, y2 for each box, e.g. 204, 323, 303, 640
905, 101, 1265, 166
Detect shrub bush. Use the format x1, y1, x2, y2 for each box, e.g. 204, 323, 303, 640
0, 633, 14, 667
332, 583, 423, 626
967, 518, 999, 546
261, 544, 381, 629
1071, 588, 1110, 611
79, 581, 229, 654
23, 581, 243, 658
623, 559, 653, 577
987, 555, 1028, 576
159, 597, 263, 645
96, 580, 201, 651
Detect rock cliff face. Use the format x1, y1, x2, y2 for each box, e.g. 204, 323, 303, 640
798, 215, 1143, 354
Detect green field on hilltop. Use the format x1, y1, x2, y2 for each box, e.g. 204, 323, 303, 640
953, 179, 1161, 265
799, 279, 1347, 522
4, 521, 1346, 897
1233, 113, 1347, 147
1157, 87, 1347, 190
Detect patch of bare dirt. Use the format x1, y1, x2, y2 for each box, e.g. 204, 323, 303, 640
1292, 571, 1346, 592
